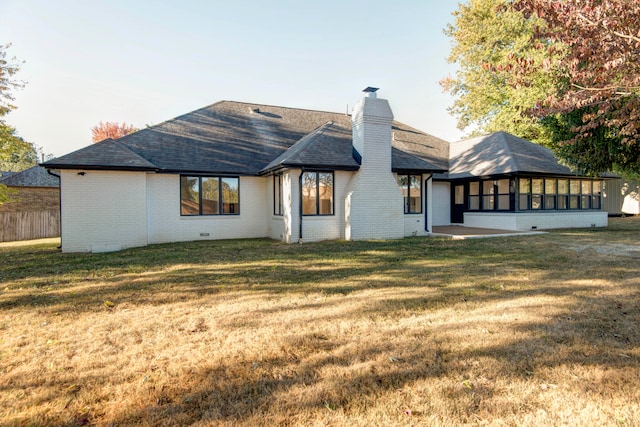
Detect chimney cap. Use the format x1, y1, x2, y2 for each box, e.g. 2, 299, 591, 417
363, 87, 379, 93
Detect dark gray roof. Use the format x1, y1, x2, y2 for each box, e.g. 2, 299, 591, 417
447, 131, 575, 179
42, 101, 449, 175
0, 165, 60, 187
42, 138, 158, 171
262, 121, 360, 172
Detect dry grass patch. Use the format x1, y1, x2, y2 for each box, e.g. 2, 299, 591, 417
1, 218, 639, 426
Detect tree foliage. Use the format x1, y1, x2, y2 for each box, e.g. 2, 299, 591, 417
0, 43, 34, 205
91, 121, 138, 142
443, 0, 640, 176
0, 122, 37, 171
441, 0, 562, 144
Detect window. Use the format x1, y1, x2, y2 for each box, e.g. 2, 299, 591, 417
545, 179, 557, 210
472, 179, 511, 211
569, 179, 581, 209
581, 180, 592, 210
302, 171, 334, 215
469, 181, 480, 210
557, 179, 568, 210
180, 175, 239, 216
274, 174, 283, 216
519, 179, 531, 210
482, 180, 495, 210
518, 177, 602, 211
397, 174, 422, 214
531, 178, 543, 210
592, 181, 602, 209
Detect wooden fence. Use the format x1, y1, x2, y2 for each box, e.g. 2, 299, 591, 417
0, 210, 60, 242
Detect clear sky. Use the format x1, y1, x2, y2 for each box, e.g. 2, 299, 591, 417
0, 0, 464, 158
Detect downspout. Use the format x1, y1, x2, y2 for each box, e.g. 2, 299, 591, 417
298, 168, 304, 243
425, 173, 433, 232
47, 169, 62, 249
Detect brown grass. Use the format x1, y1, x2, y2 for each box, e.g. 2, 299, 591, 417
1, 218, 639, 426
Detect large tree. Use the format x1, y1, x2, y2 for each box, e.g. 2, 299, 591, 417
443, 0, 640, 176
514, 0, 640, 176
1, 43, 37, 204
441, 0, 561, 144
91, 121, 138, 142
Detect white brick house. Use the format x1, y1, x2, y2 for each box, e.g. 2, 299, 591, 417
43, 88, 607, 252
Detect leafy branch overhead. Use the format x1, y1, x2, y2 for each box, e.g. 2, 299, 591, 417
443, 0, 640, 177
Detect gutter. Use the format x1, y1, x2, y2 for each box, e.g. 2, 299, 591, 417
298, 168, 304, 243
46, 168, 62, 249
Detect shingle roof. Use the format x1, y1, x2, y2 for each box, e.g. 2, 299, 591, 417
261, 121, 360, 172
42, 138, 158, 170
42, 100, 449, 175
446, 131, 575, 179
0, 165, 60, 187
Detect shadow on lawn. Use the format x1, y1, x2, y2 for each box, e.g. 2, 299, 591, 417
110, 287, 639, 426
2, 228, 639, 425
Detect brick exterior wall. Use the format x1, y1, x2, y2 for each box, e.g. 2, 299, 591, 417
464, 211, 608, 230
60, 170, 147, 252
345, 94, 404, 241
146, 174, 268, 245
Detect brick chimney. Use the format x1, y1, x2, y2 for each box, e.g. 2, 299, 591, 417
344, 87, 404, 240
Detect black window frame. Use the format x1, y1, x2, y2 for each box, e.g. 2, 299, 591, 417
397, 174, 423, 214
180, 175, 240, 216
301, 171, 335, 216
274, 174, 283, 216
517, 177, 603, 211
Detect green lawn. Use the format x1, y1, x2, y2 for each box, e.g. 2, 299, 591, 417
1, 218, 639, 426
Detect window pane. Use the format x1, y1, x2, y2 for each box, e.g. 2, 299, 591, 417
202, 177, 219, 214
181, 176, 200, 215
558, 195, 568, 210
469, 195, 480, 210
558, 179, 568, 194
592, 195, 601, 209
581, 195, 591, 209
532, 194, 542, 209
483, 181, 494, 195
483, 195, 495, 210
221, 177, 239, 214
455, 185, 464, 204
469, 181, 480, 195
532, 179, 543, 194
570, 179, 581, 194
519, 194, 530, 210
302, 172, 317, 215
545, 179, 556, 194
593, 181, 602, 194
497, 195, 510, 210
274, 175, 282, 215
545, 195, 556, 210
409, 175, 421, 213
497, 179, 510, 194
519, 178, 530, 193
318, 172, 333, 215
569, 195, 580, 209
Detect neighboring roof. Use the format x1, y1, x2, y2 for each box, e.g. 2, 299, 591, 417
42, 100, 449, 175
446, 131, 576, 179
0, 165, 60, 188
